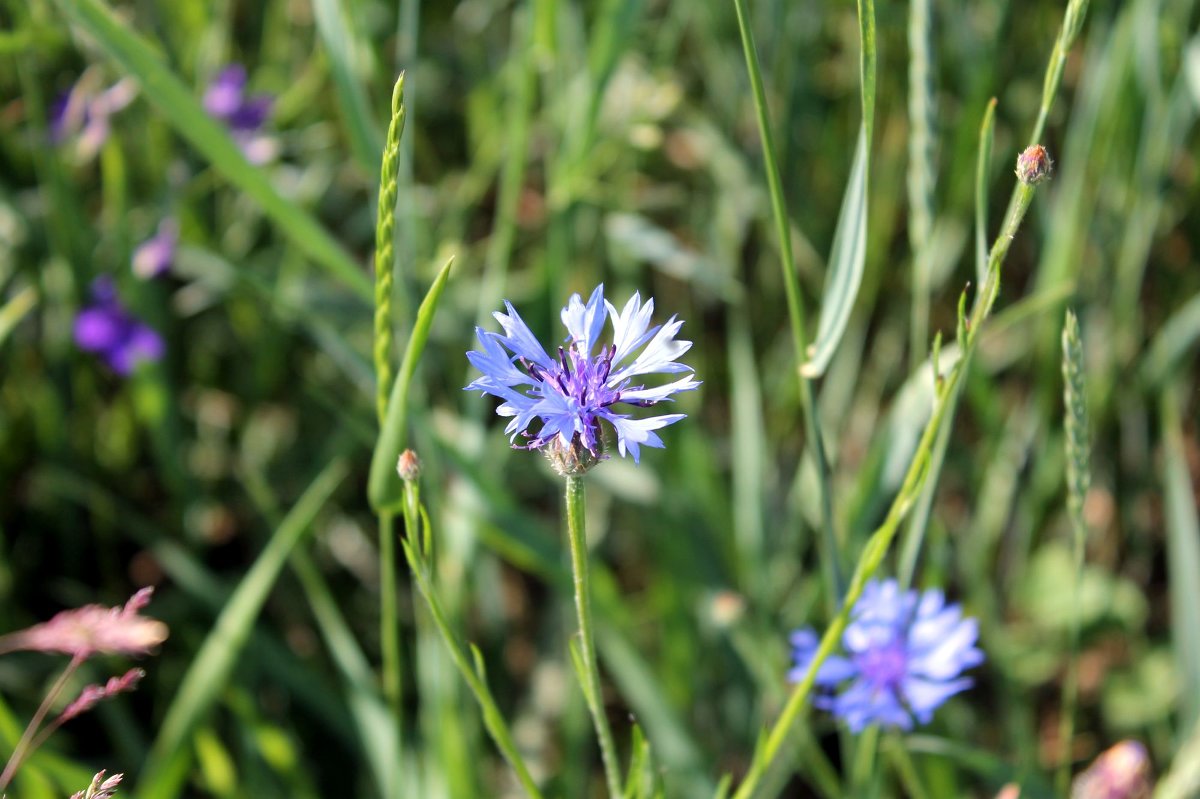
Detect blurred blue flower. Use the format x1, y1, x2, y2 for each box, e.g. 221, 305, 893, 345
466, 285, 699, 466
74, 277, 164, 375
789, 579, 984, 732
49, 70, 136, 163
132, 219, 178, 280
203, 65, 277, 164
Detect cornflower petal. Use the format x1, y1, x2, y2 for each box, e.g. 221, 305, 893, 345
618, 375, 701, 404
606, 293, 659, 365
465, 329, 532, 391
603, 412, 685, 463
493, 302, 554, 368
561, 284, 608, 357
609, 315, 693, 382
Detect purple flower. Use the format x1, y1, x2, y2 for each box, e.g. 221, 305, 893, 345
203, 65, 276, 164
789, 579, 984, 732
466, 284, 699, 469
73, 277, 164, 375
50, 71, 136, 163
131, 219, 178, 279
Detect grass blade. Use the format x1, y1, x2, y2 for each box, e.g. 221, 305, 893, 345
907, 0, 935, 369
310, 0, 383, 172
0, 285, 37, 347
801, 0, 875, 378
1161, 387, 1200, 735
1141, 291, 1200, 386
48, 0, 371, 300
975, 98, 998, 285
368, 256, 455, 510
136, 460, 348, 799
800, 125, 868, 378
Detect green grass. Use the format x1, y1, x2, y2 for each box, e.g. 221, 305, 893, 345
1, 0, 1198, 796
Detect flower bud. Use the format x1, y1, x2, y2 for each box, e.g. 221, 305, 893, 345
396, 449, 421, 482
1016, 144, 1053, 185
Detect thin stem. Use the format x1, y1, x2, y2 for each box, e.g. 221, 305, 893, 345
400, 518, 544, 799
731, 0, 841, 607
564, 475, 622, 797
0, 654, 84, 791
379, 511, 401, 722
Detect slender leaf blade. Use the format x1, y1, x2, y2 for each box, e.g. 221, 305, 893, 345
368, 257, 455, 510
801, 126, 868, 378
137, 461, 348, 799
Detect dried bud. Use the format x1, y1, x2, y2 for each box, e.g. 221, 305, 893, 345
708, 590, 747, 628
396, 449, 421, 482
1016, 144, 1054, 185
1072, 740, 1152, 799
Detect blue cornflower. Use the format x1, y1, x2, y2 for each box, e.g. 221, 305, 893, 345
466, 284, 699, 471
73, 277, 164, 376
789, 579, 984, 732
203, 65, 277, 164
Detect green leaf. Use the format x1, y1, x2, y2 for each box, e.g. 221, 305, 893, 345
0, 285, 37, 347
1142, 291, 1200, 386
368, 256, 455, 510
1162, 387, 1200, 734
48, 0, 370, 300
137, 461, 348, 799
310, 0, 383, 172
975, 98, 998, 284
801, 125, 868, 378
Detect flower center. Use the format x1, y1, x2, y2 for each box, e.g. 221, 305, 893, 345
855, 638, 909, 689
527, 344, 622, 412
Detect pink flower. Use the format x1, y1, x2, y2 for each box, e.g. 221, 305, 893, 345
0, 587, 167, 659
70, 770, 123, 799
59, 669, 144, 723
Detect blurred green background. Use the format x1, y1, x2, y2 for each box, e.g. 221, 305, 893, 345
0, 0, 1198, 796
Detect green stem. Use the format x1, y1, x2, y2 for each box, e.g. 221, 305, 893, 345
398, 476, 543, 798
0, 655, 84, 791
379, 511, 401, 723
730, 0, 841, 607
565, 475, 622, 797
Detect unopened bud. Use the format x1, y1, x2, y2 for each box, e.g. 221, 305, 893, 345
1016, 144, 1053, 185
396, 449, 421, 482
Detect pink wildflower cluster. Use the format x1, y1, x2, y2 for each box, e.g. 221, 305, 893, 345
0, 587, 167, 658
0, 588, 168, 793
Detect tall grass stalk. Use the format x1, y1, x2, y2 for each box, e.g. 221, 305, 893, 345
564, 475, 623, 797
731, 169, 1042, 799
1056, 310, 1091, 794
730, 0, 841, 606
373, 74, 407, 747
